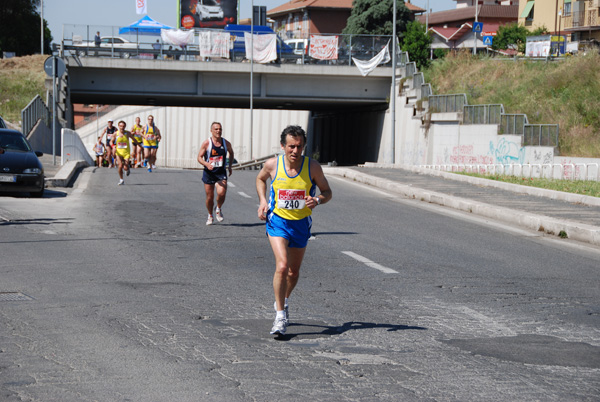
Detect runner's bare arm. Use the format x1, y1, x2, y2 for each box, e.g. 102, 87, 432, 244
256, 157, 277, 220
306, 160, 332, 209
197, 140, 212, 170
226, 139, 234, 176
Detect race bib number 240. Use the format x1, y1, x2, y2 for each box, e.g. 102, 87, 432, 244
277, 189, 306, 210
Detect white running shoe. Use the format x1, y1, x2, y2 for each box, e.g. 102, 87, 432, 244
118, 179, 124, 185
206, 214, 214, 226
270, 317, 288, 335
274, 301, 289, 321
215, 208, 224, 222
151, 164, 156, 169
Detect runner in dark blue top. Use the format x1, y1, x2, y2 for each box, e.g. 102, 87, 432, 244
197, 122, 234, 225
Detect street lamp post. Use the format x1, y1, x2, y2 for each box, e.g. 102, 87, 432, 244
473, 0, 479, 55
40, 0, 44, 54
391, 0, 397, 164
250, 0, 254, 161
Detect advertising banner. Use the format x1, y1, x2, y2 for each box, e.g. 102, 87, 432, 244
199, 31, 231, 58
178, 0, 237, 29
309, 35, 338, 60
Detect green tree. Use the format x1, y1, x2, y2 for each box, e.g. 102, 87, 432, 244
492, 23, 529, 53
401, 21, 432, 70
0, 0, 53, 56
343, 0, 413, 35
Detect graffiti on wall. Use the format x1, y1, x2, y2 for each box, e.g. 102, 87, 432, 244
532, 149, 553, 165
490, 138, 525, 165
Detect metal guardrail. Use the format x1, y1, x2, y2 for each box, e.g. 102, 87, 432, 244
405, 62, 416, 77
463, 104, 505, 125
60, 24, 398, 67
500, 114, 529, 135
420, 163, 600, 181
523, 124, 560, 147
420, 83, 432, 100
21, 95, 51, 137
428, 94, 468, 113
232, 153, 279, 170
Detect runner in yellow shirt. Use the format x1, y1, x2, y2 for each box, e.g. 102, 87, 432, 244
130, 116, 144, 168
110, 120, 135, 185
142, 115, 162, 172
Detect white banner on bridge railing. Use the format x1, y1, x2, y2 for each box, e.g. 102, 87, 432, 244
309, 35, 338, 60
199, 31, 230, 58
161, 29, 194, 47
353, 41, 390, 77
244, 33, 277, 64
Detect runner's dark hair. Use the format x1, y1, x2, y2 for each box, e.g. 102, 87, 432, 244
280, 125, 306, 146
211, 122, 222, 129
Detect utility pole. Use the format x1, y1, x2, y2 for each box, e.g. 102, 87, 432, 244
250, 0, 254, 161
40, 0, 44, 54
391, 0, 397, 164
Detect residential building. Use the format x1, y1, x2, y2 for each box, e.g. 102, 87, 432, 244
267, 0, 425, 39
560, 0, 600, 41
419, 0, 519, 50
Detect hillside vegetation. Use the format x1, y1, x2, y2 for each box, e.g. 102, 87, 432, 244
0, 55, 47, 125
423, 51, 600, 158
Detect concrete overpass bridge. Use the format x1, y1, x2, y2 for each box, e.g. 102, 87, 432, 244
65, 57, 394, 111
61, 57, 400, 165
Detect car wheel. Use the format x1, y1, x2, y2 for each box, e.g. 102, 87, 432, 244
30, 188, 44, 198
122, 52, 131, 59
77, 50, 86, 57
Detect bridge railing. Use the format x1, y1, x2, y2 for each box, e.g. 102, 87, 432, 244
428, 94, 468, 113
60, 24, 400, 68
462, 104, 505, 125
21, 95, 51, 136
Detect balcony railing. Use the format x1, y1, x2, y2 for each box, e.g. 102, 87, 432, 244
563, 9, 599, 29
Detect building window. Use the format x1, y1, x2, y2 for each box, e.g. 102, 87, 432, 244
563, 2, 571, 16
294, 15, 300, 30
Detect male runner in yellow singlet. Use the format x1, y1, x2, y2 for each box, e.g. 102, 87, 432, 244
130, 116, 144, 168
111, 121, 134, 185
256, 125, 332, 335
142, 115, 161, 172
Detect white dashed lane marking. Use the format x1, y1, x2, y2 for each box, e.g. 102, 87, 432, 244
341, 251, 398, 274
238, 192, 252, 199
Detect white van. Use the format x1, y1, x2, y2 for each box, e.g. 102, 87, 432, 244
285, 39, 308, 56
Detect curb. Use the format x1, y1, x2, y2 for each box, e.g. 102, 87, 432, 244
324, 167, 600, 247
45, 160, 89, 187
362, 163, 600, 208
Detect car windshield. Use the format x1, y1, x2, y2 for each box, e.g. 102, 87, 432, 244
0, 133, 31, 152
200, 0, 218, 5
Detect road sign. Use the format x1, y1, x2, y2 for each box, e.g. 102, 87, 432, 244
483, 36, 493, 46
44, 56, 66, 78
482, 31, 497, 36
473, 22, 483, 33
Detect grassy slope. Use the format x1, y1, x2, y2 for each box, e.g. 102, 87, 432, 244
0, 55, 47, 125
423, 51, 600, 158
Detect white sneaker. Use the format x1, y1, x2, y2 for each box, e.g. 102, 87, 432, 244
206, 214, 213, 226
151, 164, 156, 169
270, 317, 288, 335
274, 301, 289, 321
118, 179, 124, 185
215, 208, 224, 222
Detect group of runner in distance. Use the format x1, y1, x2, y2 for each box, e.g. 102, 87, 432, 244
96, 119, 332, 336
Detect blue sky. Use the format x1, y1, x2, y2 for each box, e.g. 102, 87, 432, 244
44, 0, 455, 43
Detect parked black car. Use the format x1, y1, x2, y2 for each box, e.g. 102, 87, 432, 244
0, 115, 6, 128
0, 129, 45, 197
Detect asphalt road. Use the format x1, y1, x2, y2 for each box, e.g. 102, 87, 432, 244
1, 166, 599, 401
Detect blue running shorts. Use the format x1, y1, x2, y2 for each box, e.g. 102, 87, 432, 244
266, 212, 312, 248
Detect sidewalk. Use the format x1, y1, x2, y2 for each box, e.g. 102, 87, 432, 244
323, 165, 600, 247
40, 154, 89, 187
